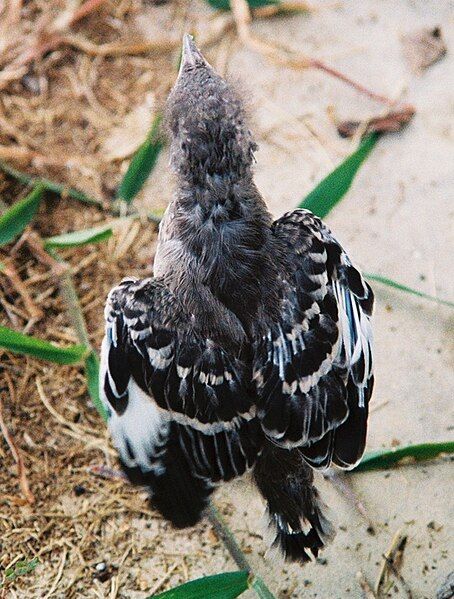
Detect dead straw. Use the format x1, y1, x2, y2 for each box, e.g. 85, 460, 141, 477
0, 372, 35, 505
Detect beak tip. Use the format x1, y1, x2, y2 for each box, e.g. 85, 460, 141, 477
182, 33, 193, 52
180, 34, 207, 71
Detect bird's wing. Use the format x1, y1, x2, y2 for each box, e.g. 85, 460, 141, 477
253, 209, 374, 469
100, 276, 260, 486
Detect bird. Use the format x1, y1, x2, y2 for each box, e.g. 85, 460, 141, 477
99, 34, 374, 564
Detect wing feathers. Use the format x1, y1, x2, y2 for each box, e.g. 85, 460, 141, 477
101, 206, 374, 528
254, 209, 374, 468
100, 277, 262, 523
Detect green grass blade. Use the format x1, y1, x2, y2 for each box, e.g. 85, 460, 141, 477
206, 0, 278, 9
0, 325, 88, 364
1, 558, 39, 586
0, 161, 102, 207
117, 114, 163, 204
151, 571, 249, 599
354, 441, 454, 472
365, 272, 454, 308
44, 223, 113, 250
299, 133, 378, 218
0, 184, 43, 246
85, 350, 109, 422
249, 576, 276, 599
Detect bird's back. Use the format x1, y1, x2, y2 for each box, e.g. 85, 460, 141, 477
100, 34, 374, 564
153, 176, 284, 347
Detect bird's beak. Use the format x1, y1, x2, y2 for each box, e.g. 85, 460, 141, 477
178, 34, 210, 75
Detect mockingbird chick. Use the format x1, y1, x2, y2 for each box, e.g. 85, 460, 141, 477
100, 35, 374, 563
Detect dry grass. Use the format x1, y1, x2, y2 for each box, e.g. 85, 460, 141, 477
0, 2, 434, 597
0, 1, 239, 596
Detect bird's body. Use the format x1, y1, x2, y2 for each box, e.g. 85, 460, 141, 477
100, 36, 374, 563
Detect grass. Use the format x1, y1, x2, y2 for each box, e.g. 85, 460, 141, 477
354, 441, 454, 472
299, 133, 379, 218
117, 114, 164, 205
0, 184, 43, 246
1, 122, 452, 597
0, 325, 88, 364
0, 45, 451, 597
0, 161, 102, 207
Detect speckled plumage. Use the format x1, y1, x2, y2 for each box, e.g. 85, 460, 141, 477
100, 35, 374, 563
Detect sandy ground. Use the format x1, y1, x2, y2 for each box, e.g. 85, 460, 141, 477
1, 1, 453, 597
214, 2, 454, 597
141, 1, 454, 597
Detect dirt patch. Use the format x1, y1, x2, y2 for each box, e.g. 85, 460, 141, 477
0, 1, 452, 598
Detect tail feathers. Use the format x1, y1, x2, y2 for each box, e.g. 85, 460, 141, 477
151, 464, 212, 529
254, 441, 334, 564
121, 424, 213, 529
268, 493, 335, 563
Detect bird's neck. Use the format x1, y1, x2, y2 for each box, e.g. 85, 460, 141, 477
154, 177, 282, 337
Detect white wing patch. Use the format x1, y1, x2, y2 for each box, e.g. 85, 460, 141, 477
109, 380, 169, 473
100, 334, 169, 474
332, 275, 373, 407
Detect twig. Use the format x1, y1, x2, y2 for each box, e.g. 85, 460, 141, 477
229, 0, 395, 106
35, 377, 98, 438
336, 105, 415, 138
109, 543, 133, 599
206, 502, 276, 599
0, 161, 103, 207
25, 231, 109, 420
1, 260, 43, 322
110, 204, 162, 226
253, 0, 316, 17
324, 470, 376, 533
0, 0, 108, 91
0, 145, 35, 162
0, 372, 35, 504
23, 230, 68, 277
230, 0, 252, 43
310, 60, 394, 106
0, 294, 21, 327
370, 400, 390, 414
43, 548, 67, 599
61, 33, 182, 57
380, 556, 413, 599
69, 0, 108, 26
146, 562, 179, 596
4, 0, 23, 25
375, 529, 409, 597
206, 502, 251, 571
60, 14, 235, 58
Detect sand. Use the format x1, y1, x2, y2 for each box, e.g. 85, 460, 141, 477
1, 1, 452, 597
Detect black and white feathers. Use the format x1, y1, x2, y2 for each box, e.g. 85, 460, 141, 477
99, 35, 374, 563
253, 210, 374, 470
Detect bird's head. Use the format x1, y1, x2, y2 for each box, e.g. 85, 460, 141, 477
166, 34, 257, 186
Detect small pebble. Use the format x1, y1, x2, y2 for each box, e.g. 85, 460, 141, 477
21, 74, 41, 94
73, 484, 86, 496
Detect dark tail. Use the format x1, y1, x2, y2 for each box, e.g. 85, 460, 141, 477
121, 423, 213, 528
253, 441, 334, 563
